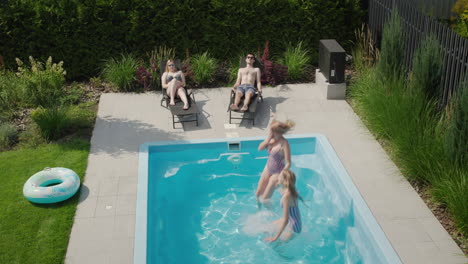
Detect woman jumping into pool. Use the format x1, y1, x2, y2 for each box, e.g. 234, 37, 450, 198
256, 118, 294, 202
264, 169, 302, 242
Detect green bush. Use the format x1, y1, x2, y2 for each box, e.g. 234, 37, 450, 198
378, 9, 406, 79
0, 71, 24, 118
0, 0, 364, 79
432, 169, 468, 235
31, 107, 69, 141
280, 41, 311, 81
67, 103, 96, 130
445, 81, 468, 166
191, 52, 217, 85
0, 123, 18, 150
410, 35, 444, 102
15, 56, 66, 108
102, 54, 139, 92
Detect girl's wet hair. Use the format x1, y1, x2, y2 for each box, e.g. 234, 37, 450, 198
280, 169, 301, 201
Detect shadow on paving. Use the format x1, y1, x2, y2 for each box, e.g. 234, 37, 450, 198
239, 96, 288, 129
90, 116, 184, 156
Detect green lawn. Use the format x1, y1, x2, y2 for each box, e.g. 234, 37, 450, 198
0, 139, 90, 264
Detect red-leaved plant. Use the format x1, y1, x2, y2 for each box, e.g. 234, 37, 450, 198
135, 58, 158, 90
260, 41, 288, 86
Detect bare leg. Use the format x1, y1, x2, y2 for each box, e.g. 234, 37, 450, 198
166, 80, 178, 105
177, 88, 189, 109
256, 166, 271, 197
261, 173, 279, 201
241, 91, 254, 111
230, 91, 244, 110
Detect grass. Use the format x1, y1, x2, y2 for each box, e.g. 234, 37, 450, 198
191, 52, 217, 85
102, 54, 139, 92
280, 41, 311, 80
349, 67, 468, 238
0, 139, 90, 264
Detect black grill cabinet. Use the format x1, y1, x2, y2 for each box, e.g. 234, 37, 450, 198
319, 40, 345, 84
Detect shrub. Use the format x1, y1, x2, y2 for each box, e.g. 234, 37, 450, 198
280, 41, 310, 81
0, 71, 24, 113
15, 56, 66, 108
261, 41, 288, 86
0, 122, 18, 150
60, 82, 86, 105
452, 0, 468, 37
378, 9, 406, 80
445, 81, 468, 166
102, 54, 139, 92
410, 35, 444, 102
352, 23, 379, 73
17, 125, 47, 148
432, 169, 468, 235
66, 103, 96, 130
31, 107, 69, 141
0, 0, 364, 79
191, 52, 217, 85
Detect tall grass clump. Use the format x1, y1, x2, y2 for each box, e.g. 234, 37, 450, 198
0, 71, 23, 107
432, 169, 468, 235
280, 41, 311, 80
15, 56, 66, 108
352, 24, 379, 74
410, 35, 444, 102
31, 107, 69, 141
191, 52, 217, 85
0, 122, 18, 150
378, 9, 406, 79
102, 54, 139, 92
445, 80, 468, 166
351, 10, 468, 238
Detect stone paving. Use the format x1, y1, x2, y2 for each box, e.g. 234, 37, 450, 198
65, 83, 467, 264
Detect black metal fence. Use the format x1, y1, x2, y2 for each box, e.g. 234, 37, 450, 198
369, 0, 468, 105
404, 0, 457, 19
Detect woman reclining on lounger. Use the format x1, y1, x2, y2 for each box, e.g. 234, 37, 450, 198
162, 59, 189, 110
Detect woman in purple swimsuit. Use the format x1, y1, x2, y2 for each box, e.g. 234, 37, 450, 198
256, 118, 295, 202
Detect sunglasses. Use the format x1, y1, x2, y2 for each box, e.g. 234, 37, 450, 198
246, 56, 255, 59
167, 64, 175, 66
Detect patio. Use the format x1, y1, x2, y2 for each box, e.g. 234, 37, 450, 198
65, 82, 466, 264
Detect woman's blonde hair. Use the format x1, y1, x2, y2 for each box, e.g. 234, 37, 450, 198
280, 169, 302, 201
271, 119, 295, 134
165, 59, 176, 72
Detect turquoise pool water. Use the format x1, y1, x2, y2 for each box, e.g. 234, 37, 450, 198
135, 135, 401, 263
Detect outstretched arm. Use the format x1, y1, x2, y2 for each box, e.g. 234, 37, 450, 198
180, 71, 186, 87
256, 68, 262, 93
265, 195, 290, 242
282, 140, 291, 170
234, 70, 242, 89
161, 72, 168, 89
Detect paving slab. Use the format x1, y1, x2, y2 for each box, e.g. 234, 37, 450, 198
66, 83, 467, 263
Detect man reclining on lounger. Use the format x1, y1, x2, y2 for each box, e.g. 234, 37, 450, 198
230, 54, 262, 112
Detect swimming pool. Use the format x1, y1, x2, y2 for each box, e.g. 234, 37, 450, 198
135, 135, 402, 263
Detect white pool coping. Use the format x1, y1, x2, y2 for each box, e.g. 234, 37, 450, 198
135, 134, 402, 263
66, 83, 467, 264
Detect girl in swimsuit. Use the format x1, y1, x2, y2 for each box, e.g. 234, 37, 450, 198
256, 119, 295, 202
161, 59, 189, 110
264, 169, 302, 242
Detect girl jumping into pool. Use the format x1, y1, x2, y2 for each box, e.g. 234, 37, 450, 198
264, 169, 302, 242
256, 118, 294, 203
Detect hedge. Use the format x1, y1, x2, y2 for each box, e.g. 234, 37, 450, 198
0, 0, 364, 79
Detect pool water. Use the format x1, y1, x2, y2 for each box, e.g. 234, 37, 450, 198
137, 136, 401, 264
